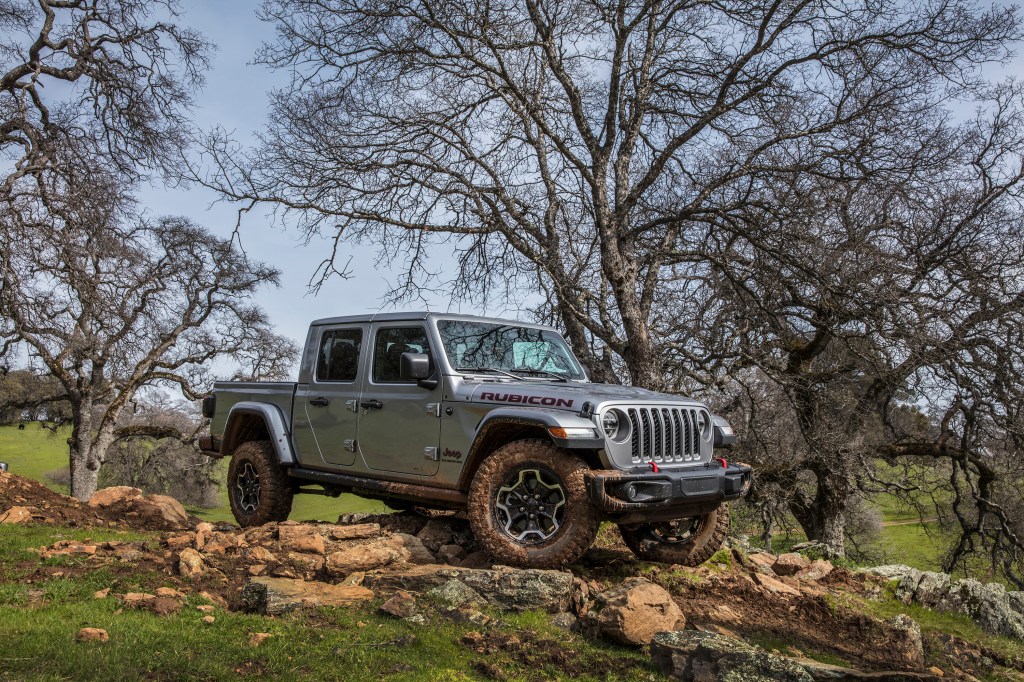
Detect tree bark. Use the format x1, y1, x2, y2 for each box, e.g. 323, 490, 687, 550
789, 466, 848, 558
68, 441, 99, 501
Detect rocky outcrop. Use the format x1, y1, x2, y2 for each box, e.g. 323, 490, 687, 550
650, 630, 936, 682
241, 577, 375, 615
868, 565, 1024, 640
364, 564, 575, 613
651, 630, 814, 681
584, 578, 685, 646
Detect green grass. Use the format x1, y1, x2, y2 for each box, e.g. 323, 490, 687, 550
0, 423, 70, 492
0, 424, 386, 523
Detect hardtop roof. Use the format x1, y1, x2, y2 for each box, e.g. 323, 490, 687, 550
309, 311, 557, 330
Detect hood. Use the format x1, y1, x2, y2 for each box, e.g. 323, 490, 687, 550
449, 376, 706, 411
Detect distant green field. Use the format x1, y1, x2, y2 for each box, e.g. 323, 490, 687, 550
0, 424, 385, 522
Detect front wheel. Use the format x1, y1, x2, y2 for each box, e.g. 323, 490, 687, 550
227, 440, 294, 527
619, 505, 729, 566
468, 439, 599, 568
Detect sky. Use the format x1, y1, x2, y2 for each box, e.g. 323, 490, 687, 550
136, 2, 489, 351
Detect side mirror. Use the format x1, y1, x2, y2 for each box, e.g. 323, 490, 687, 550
400, 352, 431, 381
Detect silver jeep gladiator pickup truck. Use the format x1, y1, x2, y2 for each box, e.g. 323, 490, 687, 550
199, 312, 750, 568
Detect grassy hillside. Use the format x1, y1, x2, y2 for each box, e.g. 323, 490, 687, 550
0, 424, 385, 522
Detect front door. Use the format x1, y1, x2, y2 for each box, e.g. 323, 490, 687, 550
356, 325, 441, 476
294, 325, 366, 467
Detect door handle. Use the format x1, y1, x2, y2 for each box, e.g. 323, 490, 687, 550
309, 397, 329, 407
360, 399, 384, 410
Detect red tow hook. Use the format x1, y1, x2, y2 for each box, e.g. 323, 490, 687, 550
648, 461, 660, 473
716, 457, 728, 469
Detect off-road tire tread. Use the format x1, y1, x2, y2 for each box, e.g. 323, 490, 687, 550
468, 439, 599, 569
227, 440, 293, 527
619, 504, 729, 566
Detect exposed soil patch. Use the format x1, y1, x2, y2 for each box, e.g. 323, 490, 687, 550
0, 472, 200, 531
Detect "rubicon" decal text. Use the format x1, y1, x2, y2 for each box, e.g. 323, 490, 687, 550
479, 392, 573, 408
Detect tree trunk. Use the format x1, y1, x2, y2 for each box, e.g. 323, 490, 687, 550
69, 440, 99, 501
790, 466, 848, 558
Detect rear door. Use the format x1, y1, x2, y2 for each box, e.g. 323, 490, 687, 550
356, 324, 441, 476
293, 324, 366, 467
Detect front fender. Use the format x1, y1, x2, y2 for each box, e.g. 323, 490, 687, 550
476, 407, 605, 449
223, 401, 296, 465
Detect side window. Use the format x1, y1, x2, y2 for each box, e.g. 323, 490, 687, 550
316, 329, 363, 382
373, 326, 432, 383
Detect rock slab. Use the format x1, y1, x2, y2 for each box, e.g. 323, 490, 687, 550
241, 577, 375, 615
651, 630, 814, 682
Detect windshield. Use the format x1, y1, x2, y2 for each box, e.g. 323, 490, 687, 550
437, 320, 585, 380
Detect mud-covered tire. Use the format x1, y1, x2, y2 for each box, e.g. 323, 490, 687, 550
619, 504, 729, 566
468, 439, 599, 568
227, 440, 293, 527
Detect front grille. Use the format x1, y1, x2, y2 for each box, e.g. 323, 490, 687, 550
626, 407, 702, 464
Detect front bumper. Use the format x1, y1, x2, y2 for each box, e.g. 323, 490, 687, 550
584, 462, 752, 524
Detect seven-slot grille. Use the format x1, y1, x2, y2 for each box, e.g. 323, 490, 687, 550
625, 407, 703, 464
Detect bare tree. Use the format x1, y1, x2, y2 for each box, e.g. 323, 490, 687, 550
0, 173, 297, 499
197, 0, 1024, 559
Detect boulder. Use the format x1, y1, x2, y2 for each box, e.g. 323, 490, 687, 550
864, 564, 921, 581
178, 548, 204, 577
752, 572, 802, 597
773, 553, 811, 577
241, 577, 375, 615
88, 486, 142, 508
426, 579, 485, 609
886, 614, 925, 669
76, 628, 109, 643
379, 590, 418, 618
277, 525, 326, 554
795, 559, 833, 582
144, 494, 190, 529
0, 506, 33, 524
587, 578, 685, 646
387, 533, 436, 564
416, 519, 456, 552
650, 630, 814, 682
747, 552, 777, 573
325, 542, 405, 576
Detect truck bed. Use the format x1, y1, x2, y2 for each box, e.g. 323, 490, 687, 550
208, 381, 297, 437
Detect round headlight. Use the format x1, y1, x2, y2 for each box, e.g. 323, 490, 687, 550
697, 411, 712, 440
602, 410, 619, 438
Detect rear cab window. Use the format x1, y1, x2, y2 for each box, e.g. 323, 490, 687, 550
315, 329, 363, 382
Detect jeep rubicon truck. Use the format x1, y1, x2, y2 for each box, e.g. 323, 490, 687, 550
199, 313, 750, 568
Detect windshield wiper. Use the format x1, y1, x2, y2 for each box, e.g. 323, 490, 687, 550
510, 368, 568, 382
456, 366, 525, 381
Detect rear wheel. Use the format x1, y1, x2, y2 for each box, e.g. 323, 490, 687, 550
468, 439, 599, 568
227, 440, 293, 527
619, 505, 729, 566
